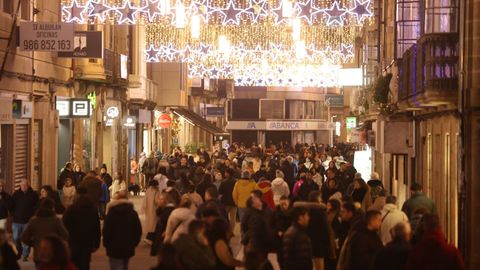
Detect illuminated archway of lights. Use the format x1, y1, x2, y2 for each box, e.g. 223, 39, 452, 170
61, 0, 370, 86
61, 0, 373, 26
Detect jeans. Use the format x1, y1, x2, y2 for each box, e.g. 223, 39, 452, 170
12, 223, 30, 258
109, 257, 129, 270
71, 247, 92, 270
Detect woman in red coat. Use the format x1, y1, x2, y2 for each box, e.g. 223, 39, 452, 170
406, 213, 464, 270
256, 177, 275, 210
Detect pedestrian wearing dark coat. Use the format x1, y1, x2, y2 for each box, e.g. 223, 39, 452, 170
63, 191, 101, 270
241, 191, 274, 270
20, 199, 69, 264
57, 162, 73, 190
406, 214, 464, 270
373, 222, 412, 270
0, 182, 11, 229
78, 175, 103, 207
282, 207, 313, 270
10, 181, 39, 260
294, 193, 332, 270
0, 228, 19, 270
339, 210, 383, 270
103, 193, 142, 270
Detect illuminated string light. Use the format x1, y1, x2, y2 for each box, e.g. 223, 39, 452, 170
61, 0, 373, 26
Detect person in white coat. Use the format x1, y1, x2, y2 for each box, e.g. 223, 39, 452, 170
163, 195, 195, 244
142, 180, 161, 235
271, 170, 290, 206
380, 195, 409, 245
109, 173, 127, 200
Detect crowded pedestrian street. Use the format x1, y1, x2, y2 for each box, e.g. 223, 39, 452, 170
0, 0, 480, 269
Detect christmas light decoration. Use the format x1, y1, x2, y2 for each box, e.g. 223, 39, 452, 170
61, 0, 373, 26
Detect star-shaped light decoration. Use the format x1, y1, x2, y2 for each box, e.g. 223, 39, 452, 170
161, 44, 178, 61
340, 43, 354, 61
189, 0, 209, 22
62, 0, 87, 23
87, 0, 109, 22
222, 64, 234, 77
294, 0, 321, 25
271, 1, 289, 25
145, 45, 160, 62
349, 0, 373, 23
244, 0, 269, 23
217, 0, 244, 25
139, 0, 163, 22
209, 66, 221, 78
199, 43, 212, 56
180, 45, 196, 62
323, 1, 347, 26
113, 1, 140, 24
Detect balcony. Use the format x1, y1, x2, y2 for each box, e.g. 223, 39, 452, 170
128, 77, 158, 109
73, 49, 128, 87
397, 33, 458, 108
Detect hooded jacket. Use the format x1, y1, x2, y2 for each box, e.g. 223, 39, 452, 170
103, 199, 142, 258
271, 177, 290, 206
232, 178, 257, 208
256, 180, 275, 210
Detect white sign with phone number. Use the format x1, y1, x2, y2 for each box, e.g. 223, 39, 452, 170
19, 22, 74, 52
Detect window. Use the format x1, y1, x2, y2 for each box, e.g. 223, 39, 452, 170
425, 0, 458, 33
2, 0, 13, 14
231, 99, 259, 120
20, 0, 30, 20
304, 101, 315, 119
396, 0, 422, 58
287, 100, 303, 119
260, 100, 284, 119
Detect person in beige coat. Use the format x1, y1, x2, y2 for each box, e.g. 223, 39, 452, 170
142, 180, 161, 234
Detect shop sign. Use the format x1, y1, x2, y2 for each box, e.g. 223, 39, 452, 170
346, 117, 357, 129
20, 22, 74, 52
0, 97, 12, 121
56, 98, 91, 118
56, 100, 70, 117
226, 121, 335, 131
157, 114, 172, 128
325, 94, 344, 107
106, 106, 120, 119
12, 100, 33, 118
206, 107, 225, 117
71, 99, 90, 117
58, 31, 103, 58
87, 92, 96, 108
123, 116, 137, 128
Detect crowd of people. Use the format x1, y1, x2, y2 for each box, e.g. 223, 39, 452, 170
0, 141, 466, 270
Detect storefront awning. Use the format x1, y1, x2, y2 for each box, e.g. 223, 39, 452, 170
171, 108, 229, 136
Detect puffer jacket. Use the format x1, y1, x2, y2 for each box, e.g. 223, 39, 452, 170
271, 177, 290, 205
232, 178, 257, 208
282, 224, 313, 270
